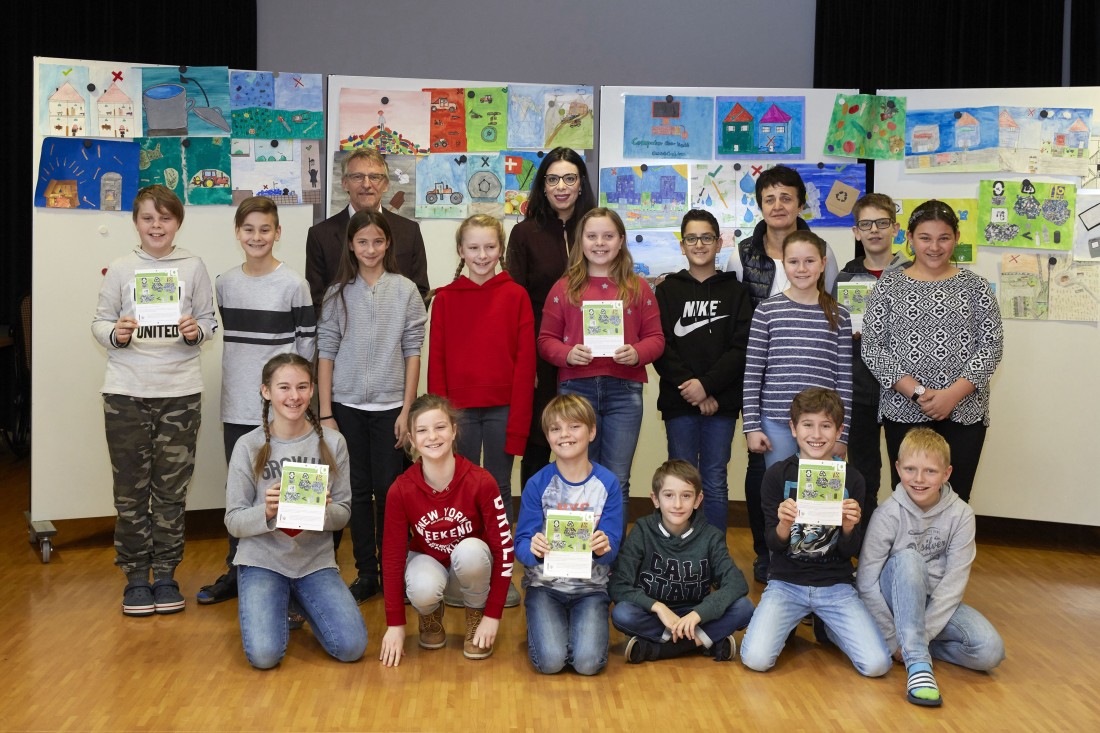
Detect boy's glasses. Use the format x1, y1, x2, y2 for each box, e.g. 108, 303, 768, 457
856, 218, 895, 231
545, 174, 580, 188
682, 234, 718, 245
345, 172, 387, 184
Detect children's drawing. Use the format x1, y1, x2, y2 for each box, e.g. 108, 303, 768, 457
34, 137, 139, 211
382, 154, 417, 218
627, 230, 686, 282
1073, 190, 1100, 260
141, 66, 231, 137
508, 84, 546, 149
230, 70, 323, 139
465, 87, 509, 152
978, 179, 1075, 250
892, 198, 978, 264
904, 106, 1001, 172
997, 107, 1093, 176
599, 164, 688, 229
229, 139, 304, 206
542, 86, 594, 149
425, 88, 468, 152
298, 140, 324, 217
999, 252, 1099, 322
466, 153, 505, 217
137, 136, 184, 196
40, 62, 142, 139
503, 150, 544, 217
183, 137, 233, 205
338, 88, 429, 155
823, 93, 906, 161
693, 162, 864, 230
415, 155, 468, 219
623, 95, 714, 160
714, 97, 805, 159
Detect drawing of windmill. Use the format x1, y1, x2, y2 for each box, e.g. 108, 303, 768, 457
758, 104, 792, 153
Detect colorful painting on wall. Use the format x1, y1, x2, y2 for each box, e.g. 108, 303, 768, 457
714, 96, 805, 159
599, 164, 689, 229
34, 137, 139, 210
623, 95, 714, 160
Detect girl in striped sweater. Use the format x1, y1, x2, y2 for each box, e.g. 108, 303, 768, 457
742, 231, 852, 469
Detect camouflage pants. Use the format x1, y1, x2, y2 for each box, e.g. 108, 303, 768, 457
103, 393, 201, 577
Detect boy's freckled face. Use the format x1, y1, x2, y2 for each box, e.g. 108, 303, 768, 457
789, 411, 840, 461
853, 206, 898, 257
896, 451, 952, 510
680, 221, 722, 270
651, 476, 702, 534
546, 417, 595, 463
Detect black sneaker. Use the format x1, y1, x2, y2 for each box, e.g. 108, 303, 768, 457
811, 613, 833, 646
625, 636, 656, 664
348, 576, 379, 604
710, 634, 737, 662
196, 569, 238, 605
122, 582, 155, 617
753, 556, 769, 583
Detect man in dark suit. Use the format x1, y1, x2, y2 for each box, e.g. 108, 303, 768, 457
306, 148, 430, 314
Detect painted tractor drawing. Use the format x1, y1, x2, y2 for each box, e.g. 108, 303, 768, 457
425, 182, 463, 205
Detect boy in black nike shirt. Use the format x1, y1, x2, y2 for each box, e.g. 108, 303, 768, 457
653, 210, 753, 535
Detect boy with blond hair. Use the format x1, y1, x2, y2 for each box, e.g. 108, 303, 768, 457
856, 427, 1004, 707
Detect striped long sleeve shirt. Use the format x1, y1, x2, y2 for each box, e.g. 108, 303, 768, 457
742, 294, 853, 442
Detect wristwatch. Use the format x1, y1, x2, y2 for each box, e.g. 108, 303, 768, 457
911, 384, 926, 402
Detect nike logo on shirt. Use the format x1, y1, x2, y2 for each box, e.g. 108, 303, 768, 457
673, 314, 729, 337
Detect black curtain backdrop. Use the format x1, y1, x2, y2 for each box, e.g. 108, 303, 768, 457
814, 1, 1066, 92
9, 3, 257, 329
1070, 0, 1100, 85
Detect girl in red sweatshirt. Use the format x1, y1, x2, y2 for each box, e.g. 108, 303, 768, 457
428, 215, 534, 612
379, 394, 515, 667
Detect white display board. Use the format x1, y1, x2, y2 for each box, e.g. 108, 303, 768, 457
598, 86, 864, 503
31, 59, 314, 521
876, 86, 1100, 525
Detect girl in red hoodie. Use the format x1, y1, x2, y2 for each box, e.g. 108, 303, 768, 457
379, 394, 515, 667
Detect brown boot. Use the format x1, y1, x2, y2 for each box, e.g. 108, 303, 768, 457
463, 606, 493, 660
418, 603, 446, 649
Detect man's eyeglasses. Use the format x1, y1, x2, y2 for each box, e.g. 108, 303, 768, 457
345, 172, 387, 184
856, 218, 895, 231
682, 234, 718, 245
545, 174, 580, 188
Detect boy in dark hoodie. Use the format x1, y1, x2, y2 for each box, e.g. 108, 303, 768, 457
610, 460, 754, 663
856, 428, 1004, 707
654, 210, 752, 535
834, 193, 909, 529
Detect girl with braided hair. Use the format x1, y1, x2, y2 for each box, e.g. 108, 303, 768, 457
225, 353, 366, 669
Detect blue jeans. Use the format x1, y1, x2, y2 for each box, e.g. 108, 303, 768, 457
880, 549, 1005, 671
456, 406, 515, 526
760, 417, 799, 470
405, 539, 493, 613
665, 414, 737, 534
237, 565, 367, 670
559, 377, 643, 531
740, 579, 891, 677
524, 585, 610, 675
611, 596, 755, 646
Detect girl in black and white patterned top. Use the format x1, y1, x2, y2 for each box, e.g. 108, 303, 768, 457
861, 200, 1003, 502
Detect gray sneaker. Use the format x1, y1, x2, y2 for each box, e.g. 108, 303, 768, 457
504, 581, 521, 608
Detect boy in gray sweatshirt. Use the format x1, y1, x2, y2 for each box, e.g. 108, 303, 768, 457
856, 427, 1005, 708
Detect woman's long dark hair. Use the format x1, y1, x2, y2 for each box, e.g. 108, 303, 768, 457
522, 147, 596, 247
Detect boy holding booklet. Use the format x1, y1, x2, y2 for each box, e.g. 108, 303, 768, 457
740, 387, 890, 677
514, 394, 623, 675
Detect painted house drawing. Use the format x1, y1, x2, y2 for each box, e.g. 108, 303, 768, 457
721, 103, 754, 153
651, 174, 686, 205
911, 124, 940, 153
955, 112, 980, 150
49, 81, 86, 137
998, 109, 1019, 149
97, 82, 134, 138
611, 172, 641, 205
1055, 118, 1090, 156
758, 104, 792, 153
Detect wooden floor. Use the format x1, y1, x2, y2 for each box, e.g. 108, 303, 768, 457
1, 447, 1096, 733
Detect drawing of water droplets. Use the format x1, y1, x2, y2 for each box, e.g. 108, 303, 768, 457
739, 175, 755, 194
743, 209, 754, 223
706, 194, 713, 206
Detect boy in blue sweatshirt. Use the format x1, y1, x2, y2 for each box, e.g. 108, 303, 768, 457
610, 460, 754, 663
